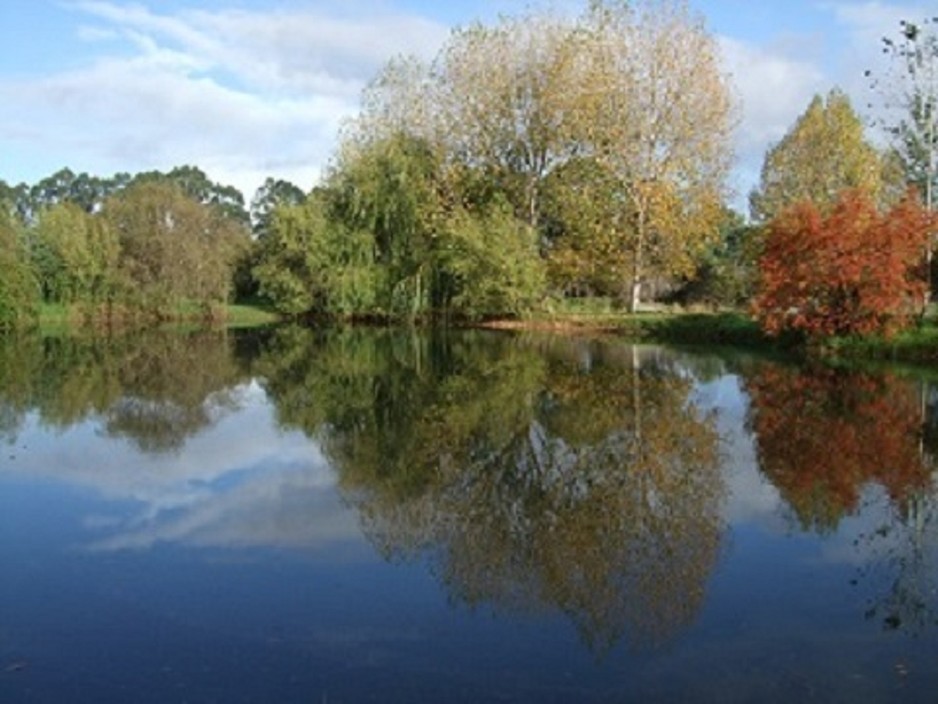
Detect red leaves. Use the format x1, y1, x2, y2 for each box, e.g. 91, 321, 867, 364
746, 365, 932, 531
753, 189, 932, 339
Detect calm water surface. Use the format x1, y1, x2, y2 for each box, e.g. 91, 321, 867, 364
0, 327, 936, 703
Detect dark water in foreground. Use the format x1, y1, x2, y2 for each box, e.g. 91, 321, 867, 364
1, 326, 936, 703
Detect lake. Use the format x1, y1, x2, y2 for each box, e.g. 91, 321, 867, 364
1, 326, 936, 703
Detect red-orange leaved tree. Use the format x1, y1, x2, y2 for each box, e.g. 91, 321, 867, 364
754, 189, 931, 338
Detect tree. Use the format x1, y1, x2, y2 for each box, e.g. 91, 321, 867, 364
130, 165, 250, 227
253, 192, 380, 317
0, 209, 38, 332
751, 89, 901, 222
541, 156, 635, 297
432, 10, 576, 229
249, 178, 306, 240
440, 203, 545, 318
349, 0, 734, 313
572, 0, 735, 312
868, 17, 938, 301
104, 181, 249, 317
668, 208, 764, 308
254, 131, 546, 320
0, 179, 30, 223
753, 189, 931, 339
31, 202, 120, 305
27, 168, 127, 216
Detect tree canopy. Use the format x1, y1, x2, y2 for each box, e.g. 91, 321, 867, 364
754, 189, 931, 339
750, 89, 902, 222
253, 0, 736, 318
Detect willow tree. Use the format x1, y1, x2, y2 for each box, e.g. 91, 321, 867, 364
568, 0, 735, 311
750, 89, 902, 222
31, 202, 120, 306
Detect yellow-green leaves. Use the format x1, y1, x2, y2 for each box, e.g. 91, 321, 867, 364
335, 0, 735, 314
750, 89, 899, 222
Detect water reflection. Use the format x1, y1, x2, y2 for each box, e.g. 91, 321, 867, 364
743, 362, 938, 633
1, 326, 937, 657
744, 364, 935, 531
0, 330, 252, 452
256, 328, 724, 650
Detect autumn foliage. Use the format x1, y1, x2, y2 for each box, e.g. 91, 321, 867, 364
754, 189, 931, 339
745, 364, 932, 532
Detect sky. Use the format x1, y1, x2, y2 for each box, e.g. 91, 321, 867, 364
0, 0, 932, 213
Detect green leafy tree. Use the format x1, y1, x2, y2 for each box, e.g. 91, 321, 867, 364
0, 179, 30, 223
253, 193, 381, 317
670, 209, 764, 308
329, 132, 443, 317
104, 181, 249, 318
0, 209, 38, 332
442, 203, 546, 318
250, 178, 307, 240
27, 168, 127, 216
255, 131, 545, 320
130, 165, 250, 227
31, 202, 120, 305
232, 178, 308, 300
541, 157, 633, 297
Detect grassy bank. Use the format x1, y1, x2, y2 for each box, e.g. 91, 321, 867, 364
38, 300, 282, 333
817, 323, 938, 364
486, 300, 938, 366
35, 298, 938, 366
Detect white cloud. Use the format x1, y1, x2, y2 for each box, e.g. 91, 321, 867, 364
0, 1, 449, 199
827, 2, 934, 142
4, 381, 366, 552
720, 36, 827, 152
718, 35, 827, 206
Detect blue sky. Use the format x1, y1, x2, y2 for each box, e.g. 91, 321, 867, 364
0, 0, 931, 210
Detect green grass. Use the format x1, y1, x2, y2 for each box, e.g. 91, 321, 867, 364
33, 295, 938, 367
225, 301, 282, 327
38, 300, 283, 332
516, 299, 938, 366
819, 320, 938, 364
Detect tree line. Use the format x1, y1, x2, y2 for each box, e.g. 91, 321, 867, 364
1, 2, 935, 339
0, 165, 304, 330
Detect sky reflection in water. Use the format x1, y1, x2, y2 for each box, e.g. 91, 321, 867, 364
0, 327, 936, 703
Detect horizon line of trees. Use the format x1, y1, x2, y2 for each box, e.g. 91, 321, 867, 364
0, 165, 308, 331
1, 3, 935, 340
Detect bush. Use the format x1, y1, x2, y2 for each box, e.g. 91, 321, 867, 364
753, 189, 931, 339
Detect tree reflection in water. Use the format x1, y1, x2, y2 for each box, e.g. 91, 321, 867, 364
258, 328, 725, 652
744, 363, 938, 633
4, 324, 937, 645
0, 330, 250, 452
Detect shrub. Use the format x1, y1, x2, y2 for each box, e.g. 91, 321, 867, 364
753, 189, 931, 339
